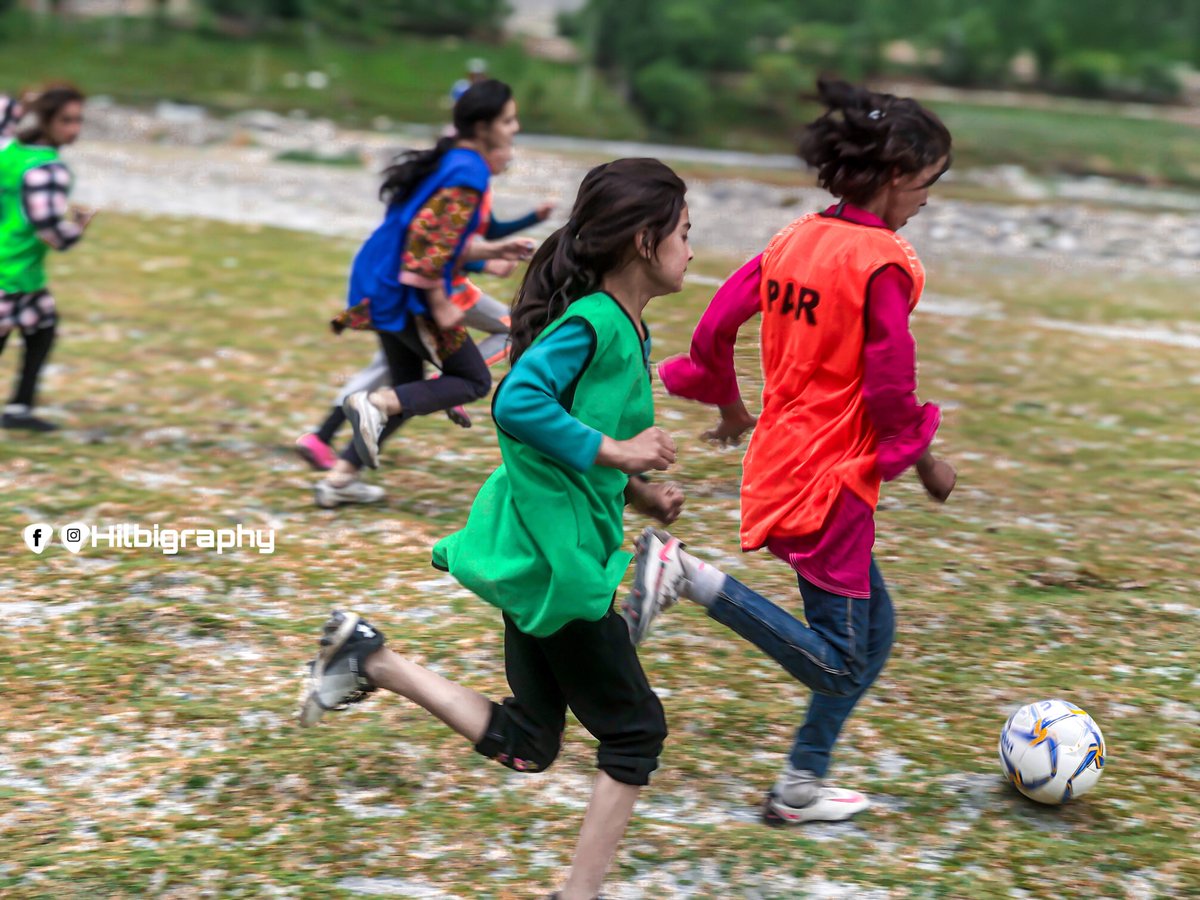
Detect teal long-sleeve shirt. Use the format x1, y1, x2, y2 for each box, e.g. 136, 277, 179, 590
492, 317, 652, 473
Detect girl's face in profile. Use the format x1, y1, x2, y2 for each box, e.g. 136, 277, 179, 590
48, 100, 84, 147
644, 203, 693, 297
479, 99, 520, 151
883, 155, 948, 230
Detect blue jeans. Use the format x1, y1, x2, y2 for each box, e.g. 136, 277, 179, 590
708, 558, 895, 778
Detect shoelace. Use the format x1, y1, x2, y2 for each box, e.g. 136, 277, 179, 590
332, 683, 377, 710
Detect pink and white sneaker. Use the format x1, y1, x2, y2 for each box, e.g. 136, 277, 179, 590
763, 785, 871, 825
621, 527, 687, 645
295, 433, 337, 471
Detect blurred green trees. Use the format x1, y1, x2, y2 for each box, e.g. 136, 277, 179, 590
198, 0, 509, 38
569, 0, 1196, 135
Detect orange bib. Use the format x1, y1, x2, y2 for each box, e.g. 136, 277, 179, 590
739, 212, 925, 549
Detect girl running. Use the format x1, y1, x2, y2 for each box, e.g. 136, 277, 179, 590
298, 158, 690, 900
296, 143, 552, 471
0, 84, 93, 432
623, 79, 957, 825
310, 79, 530, 509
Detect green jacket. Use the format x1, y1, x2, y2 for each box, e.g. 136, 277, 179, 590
0, 140, 63, 293
433, 292, 655, 637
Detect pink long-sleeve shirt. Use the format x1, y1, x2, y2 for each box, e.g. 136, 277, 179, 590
659, 204, 939, 598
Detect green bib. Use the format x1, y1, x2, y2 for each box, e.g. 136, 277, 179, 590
433, 292, 655, 637
0, 140, 63, 293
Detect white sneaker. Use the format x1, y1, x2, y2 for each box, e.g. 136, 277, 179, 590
343, 390, 386, 469
314, 478, 386, 508
763, 785, 871, 825
621, 527, 687, 645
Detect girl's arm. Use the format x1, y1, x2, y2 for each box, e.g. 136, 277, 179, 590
23, 163, 87, 251
657, 253, 763, 443
485, 209, 540, 239
492, 319, 601, 472
494, 319, 674, 475
460, 234, 536, 264
487, 197, 554, 239
862, 264, 953, 499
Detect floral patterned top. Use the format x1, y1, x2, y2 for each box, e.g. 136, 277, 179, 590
400, 186, 482, 289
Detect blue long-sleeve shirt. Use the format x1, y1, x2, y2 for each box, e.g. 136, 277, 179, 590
493, 317, 652, 473
487, 210, 540, 239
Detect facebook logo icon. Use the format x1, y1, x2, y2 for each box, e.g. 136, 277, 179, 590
23, 523, 53, 554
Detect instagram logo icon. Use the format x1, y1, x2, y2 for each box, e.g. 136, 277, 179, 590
59, 522, 88, 554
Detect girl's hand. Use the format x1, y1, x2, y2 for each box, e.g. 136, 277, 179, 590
596, 427, 676, 474
496, 237, 536, 261
71, 206, 98, 229
916, 452, 956, 503
701, 400, 756, 447
483, 258, 518, 277
426, 288, 466, 330
631, 481, 685, 525
535, 199, 557, 221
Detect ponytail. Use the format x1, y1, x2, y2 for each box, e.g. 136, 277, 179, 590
508, 225, 598, 365
379, 136, 455, 206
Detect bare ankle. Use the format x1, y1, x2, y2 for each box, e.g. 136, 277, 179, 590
369, 389, 400, 417
362, 646, 394, 683
327, 462, 357, 487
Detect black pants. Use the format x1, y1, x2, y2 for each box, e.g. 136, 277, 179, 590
0, 323, 56, 408
340, 320, 491, 468
475, 609, 668, 787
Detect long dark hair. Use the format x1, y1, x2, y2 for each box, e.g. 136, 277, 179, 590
18, 84, 85, 146
799, 78, 952, 206
379, 78, 513, 205
508, 157, 687, 365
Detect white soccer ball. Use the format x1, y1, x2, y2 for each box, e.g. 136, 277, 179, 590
998, 698, 1106, 805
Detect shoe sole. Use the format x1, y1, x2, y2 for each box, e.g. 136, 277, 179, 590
312, 484, 385, 509
762, 791, 805, 828
2, 418, 59, 432
621, 528, 656, 646
761, 790, 870, 826
297, 612, 361, 727
762, 793, 788, 827
294, 439, 334, 472
343, 395, 380, 470
445, 406, 471, 428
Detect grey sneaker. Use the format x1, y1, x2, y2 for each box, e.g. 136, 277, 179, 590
343, 390, 386, 469
296, 611, 386, 728
621, 527, 687, 645
314, 477, 385, 509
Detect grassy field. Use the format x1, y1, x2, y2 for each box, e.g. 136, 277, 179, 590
1, 211, 1198, 898
930, 101, 1200, 188
3, 13, 1200, 188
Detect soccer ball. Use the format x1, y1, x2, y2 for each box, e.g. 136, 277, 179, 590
998, 699, 1106, 805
